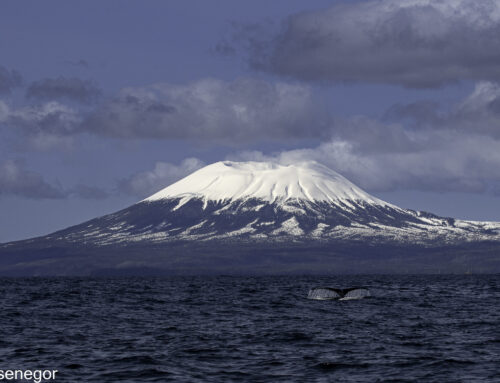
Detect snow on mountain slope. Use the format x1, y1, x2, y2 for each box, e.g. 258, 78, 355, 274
4, 160, 500, 276
13, 161, 500, 247
144, 161, 387, 205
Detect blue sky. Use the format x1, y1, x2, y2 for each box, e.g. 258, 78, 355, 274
2, 0, 500, 242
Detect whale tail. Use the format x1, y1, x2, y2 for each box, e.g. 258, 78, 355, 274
307, 287, 370, 300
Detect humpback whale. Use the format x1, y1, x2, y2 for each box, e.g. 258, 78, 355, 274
307, 287, 370, 300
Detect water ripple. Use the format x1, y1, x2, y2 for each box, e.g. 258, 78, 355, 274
0, 275, 499, 382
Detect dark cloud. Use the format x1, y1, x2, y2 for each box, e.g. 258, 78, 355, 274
118, 158, 205, 198
0, 160, 111, 200
8, 102, 79, 135
2, 78, 328, 150
0, 159, 65, 199
453, 82, 500, 136
385, 82, 500, 138
4, 102, 79, 150
82, 78, 328, 143
229, 0, 500, 88
0, 65, 22, 94
26, 77, 101, 104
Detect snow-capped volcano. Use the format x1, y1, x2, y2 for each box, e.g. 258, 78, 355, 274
145, 161, 385, 206
2, 160, 500, 275
21, 160, 499, 247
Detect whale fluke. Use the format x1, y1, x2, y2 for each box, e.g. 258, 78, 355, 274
307, 287, 370, 300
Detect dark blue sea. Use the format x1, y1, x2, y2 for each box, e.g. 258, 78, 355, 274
1, 275, 499, 382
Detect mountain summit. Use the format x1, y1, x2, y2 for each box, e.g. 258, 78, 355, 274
48, 160, 495, 246
145, 161, 385, 205
1, 161, 500, 275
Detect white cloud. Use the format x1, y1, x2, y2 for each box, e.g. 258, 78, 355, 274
84, 78, 328, 143
229, 128, 500, 194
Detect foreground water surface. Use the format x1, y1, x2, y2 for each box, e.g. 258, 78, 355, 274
1, 275, 499, 382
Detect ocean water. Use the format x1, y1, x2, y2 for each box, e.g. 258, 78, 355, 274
1, 275, 499, 382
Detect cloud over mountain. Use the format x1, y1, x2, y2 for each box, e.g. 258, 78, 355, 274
3, 71, 500, 198
2, 77, 327, 150
82, 78, 328, 143
229, 118, 500, 195
227, 0, 500, 87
